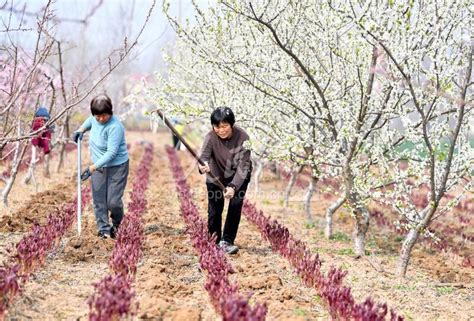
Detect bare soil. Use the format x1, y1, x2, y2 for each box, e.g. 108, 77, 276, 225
0, 182, 74, 233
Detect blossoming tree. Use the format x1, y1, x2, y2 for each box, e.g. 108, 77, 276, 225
151, 0, 472, 274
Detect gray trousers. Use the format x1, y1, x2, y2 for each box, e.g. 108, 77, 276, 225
91, 160, 129, 233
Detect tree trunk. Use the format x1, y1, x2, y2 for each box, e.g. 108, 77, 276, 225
253, 160, 264, 194
303, 174, 318, 222
325, 196, 345, 239
397, 207, 433, 277
56, 141, 66, 173
284, 169, 298, 207
274, 163, 281, 180
284, 165, 304, 207
43, 153, 50, 178
397, 228, 421, 277
23, 146, 38, 185
344, 164, 369, 258
2, 143, 28, 207
56, 111, 70, 173
353, 205, 370, 258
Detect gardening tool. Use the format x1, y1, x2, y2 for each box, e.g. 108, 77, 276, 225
151, 109, 226, 191
76, 136, 82, 236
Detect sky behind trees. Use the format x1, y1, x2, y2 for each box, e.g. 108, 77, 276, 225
0, 0, 213, 113
1, 0, 211, 72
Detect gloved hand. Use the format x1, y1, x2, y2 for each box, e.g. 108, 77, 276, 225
80, 168, 91, 181
72, 131, 83, 143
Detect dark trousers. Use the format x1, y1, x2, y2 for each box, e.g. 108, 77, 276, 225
91, 161, 129, 233
206, 177, 250, 244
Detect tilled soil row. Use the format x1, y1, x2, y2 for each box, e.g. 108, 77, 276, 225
88, 143, 154, 319
134, 143, 219, 320
0, 181, 75, 233
165, 146, 267, 319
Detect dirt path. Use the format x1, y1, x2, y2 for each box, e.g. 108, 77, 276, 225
134, 140, 219, 320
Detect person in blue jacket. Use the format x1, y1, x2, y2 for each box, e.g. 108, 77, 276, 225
73, 94, 129, 239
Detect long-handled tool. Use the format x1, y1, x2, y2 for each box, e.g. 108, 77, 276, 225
152, 109, 226, 191
77, 137, 82, 236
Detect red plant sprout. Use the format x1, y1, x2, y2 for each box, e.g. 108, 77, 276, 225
88, 275, 137, 321
0, 265, 22, 319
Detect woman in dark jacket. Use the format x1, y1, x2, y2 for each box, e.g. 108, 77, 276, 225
198, 107, 252, 254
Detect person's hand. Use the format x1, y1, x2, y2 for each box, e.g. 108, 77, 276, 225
224, 186, 236, 199
198, 161, 210, 174
72, 130, 83, 143
80, 168, 91, 181
80, 165, 96, 181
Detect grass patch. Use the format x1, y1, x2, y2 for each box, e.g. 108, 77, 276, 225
401, 312, 415, 321
394, 283, 417, 291
350, 275, 359, 283
330, 231, 350, 242
367, 239, 377, 248
394, 235, 404, 242
334, 248, 371, 256
304, 222, 316, 229
436, 286, 454, 295
336, 248, 354, 256
294, 307, 306, 316
312, 294, 322, 304
315, 246, 329, 254
340, 262, 350, 271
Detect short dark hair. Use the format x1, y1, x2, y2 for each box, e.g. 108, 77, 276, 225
210, 106, 235, 127
90, 94, 113, 116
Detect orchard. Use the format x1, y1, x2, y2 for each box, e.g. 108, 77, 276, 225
0, 1, 472, 320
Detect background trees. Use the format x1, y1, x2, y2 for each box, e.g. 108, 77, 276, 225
0, 0, 157, 206
340, 0, 473, 276
152, 0, 473, 277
